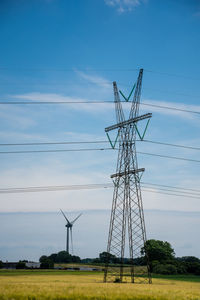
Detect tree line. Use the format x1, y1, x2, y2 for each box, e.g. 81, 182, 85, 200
1, 239, 200, 275
39, 239, 200, 275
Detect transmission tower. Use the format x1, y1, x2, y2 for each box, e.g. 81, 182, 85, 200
104, 69, 152, 284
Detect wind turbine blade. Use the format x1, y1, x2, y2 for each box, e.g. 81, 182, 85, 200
60, 209, 70, 224
70, 227, 73, 255
71, 213, 82, 224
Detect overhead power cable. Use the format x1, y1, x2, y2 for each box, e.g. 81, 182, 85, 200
0, 84, 198, 101
0, 147, 113, 154
142, 182, 200, 193
138, 151, 200, 163
0, 183, 113, 194
1, 181, 200, 194
0, 66, 199, 81
141, 188, 200, 199
142, 140, 200, 151
0, 67, 140, 72
0, 139, 200, 151
141, 102, 200, 115
0, 147, 199, 164
0, 100, 199, 116
144, 69, 200, 81
0, 182, 200, 200
142, 186, 200, 197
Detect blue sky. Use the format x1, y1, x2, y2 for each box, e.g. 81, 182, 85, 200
0, 0, 200, 261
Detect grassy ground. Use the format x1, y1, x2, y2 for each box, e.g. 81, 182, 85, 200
0, 269, 200, 300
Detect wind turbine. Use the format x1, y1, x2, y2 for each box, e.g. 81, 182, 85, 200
60, 209, 82, 254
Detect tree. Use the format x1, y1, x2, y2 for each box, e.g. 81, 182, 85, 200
16, 261, 26, 269
49, 253, 57, 262
56, 251, 71, 263
39, 251, 81, 266
39, 255, 48, 263
178, 256, 200, 264
153, 263, 177, 275
99, 252, 120, 264
39, 255, 54, 269
142, 239, 175, 263
141, 239, 175, 272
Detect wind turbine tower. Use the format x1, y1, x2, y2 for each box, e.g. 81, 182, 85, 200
60, 209, 82, 254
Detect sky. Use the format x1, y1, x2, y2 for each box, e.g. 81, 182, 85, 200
0, 0, 200, 261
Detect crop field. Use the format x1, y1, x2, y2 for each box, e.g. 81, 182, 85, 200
0, 270, 200, 300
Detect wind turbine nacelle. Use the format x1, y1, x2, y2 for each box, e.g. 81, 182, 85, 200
65, 224, 72, 228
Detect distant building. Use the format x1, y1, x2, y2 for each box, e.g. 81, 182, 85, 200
2, 261, 40, 269
25, 262, 40, 269
2, 262, 18, 269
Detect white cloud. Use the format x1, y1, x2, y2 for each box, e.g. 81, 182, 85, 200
104, 0, 147, 13
75, 70, 112, 89
0, 162, 112, 212
0, 105, 36, 129
12, 92, 114, 114
0, 131, 47, 142
10, 91, 200, 122
194, 11, 200, 17
141, 98, 200, 121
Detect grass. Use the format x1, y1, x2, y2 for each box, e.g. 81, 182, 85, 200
0, 269, 200, 299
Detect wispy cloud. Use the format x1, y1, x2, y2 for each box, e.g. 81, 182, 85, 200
0, 106, 36, 129
0, 131, 46, 142
104, 0, 147, 13
75, 70, 112, 89
193, 11, 200, 17
141, 99, 200, 121
12, 92, 114, 113
11, 92, 200, 122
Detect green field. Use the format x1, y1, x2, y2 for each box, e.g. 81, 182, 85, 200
0, 269, 200, 300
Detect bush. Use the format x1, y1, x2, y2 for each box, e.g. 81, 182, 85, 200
16, 261, 26, 269
194, 264, 200, 275
153, 263, 177, 275
39, 255, 54, 269
185, 262, 200, 274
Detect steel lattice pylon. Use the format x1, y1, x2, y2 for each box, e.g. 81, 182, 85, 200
104, 69, 152, 284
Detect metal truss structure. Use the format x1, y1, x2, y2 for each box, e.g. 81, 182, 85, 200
104, 69, 152, 284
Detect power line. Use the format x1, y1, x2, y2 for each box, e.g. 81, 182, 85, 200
0, 84, 199, 101
144, 69, 200, 81
141, 102, 200, 115
0, 182, 200, 200
0, 139, 200, 151
0, 140, 108, 146
142, 186, 200, 197
142, 188, 200, 200
0, 183, 113, 194
0, 147, 113, 154
142, 182, 200, 194
0, 182, 197, 192
0, 67, 139, 72
1, 181, 199, 193
0, 66, 199, 81
138, 151, 200, 163
0, 101, 108, 104
142, 140, 200, 151
0, 147, 199, 164
0, 100, 199, 116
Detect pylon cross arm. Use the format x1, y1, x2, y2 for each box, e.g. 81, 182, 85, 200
105, 113, 152, 133
110, 168, 145, 179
